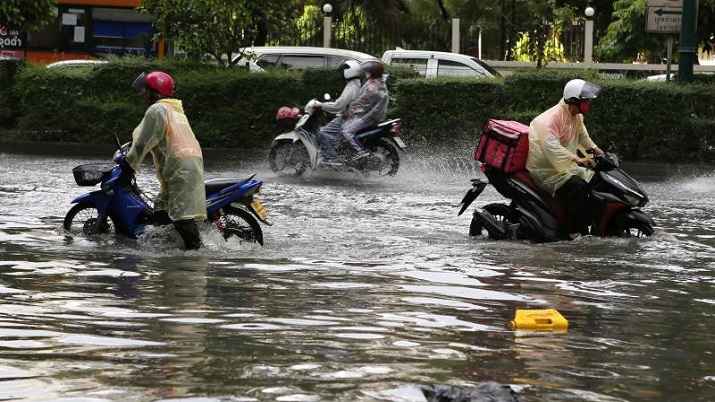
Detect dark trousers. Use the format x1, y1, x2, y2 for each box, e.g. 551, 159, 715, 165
174, 219, 202, 250
155, 211, 202, 250
556, 175, 591, 234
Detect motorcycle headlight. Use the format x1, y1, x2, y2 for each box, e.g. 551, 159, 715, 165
624, 193, 641, 207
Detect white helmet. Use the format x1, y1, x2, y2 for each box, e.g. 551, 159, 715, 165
563, 79, 601, 104
336, 60, 362, 80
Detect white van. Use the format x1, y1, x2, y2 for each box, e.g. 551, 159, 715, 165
381, 48, 499, 78
232, 46, 377, 72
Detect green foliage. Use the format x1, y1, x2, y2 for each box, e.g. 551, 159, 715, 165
0, 0, 55, 32
139, 0, 295, 66
177, 70, 308, 148
504, 68, 601, 111
595, 0, 715, 63
0, 59, 24, 129
3, 58, 715, 163
512, 32, 567, 62
595, 0, 660, 62
394, 77, 504, 147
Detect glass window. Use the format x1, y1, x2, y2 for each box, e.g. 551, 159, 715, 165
279, 55, 326, 69
256, 54, 280, 69
467, 56, 500, 76
437, 59, 487, 77
328, 56, 350, 68
391, 58, 428, 77
59, 7, 90, 52
91, 8, 155, 56
92, 21, 152, 54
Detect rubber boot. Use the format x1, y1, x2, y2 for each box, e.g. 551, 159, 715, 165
153, 210, 172, 225
173, 219, 202, 250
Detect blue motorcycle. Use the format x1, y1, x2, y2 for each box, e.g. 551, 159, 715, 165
63, 139, 271, 246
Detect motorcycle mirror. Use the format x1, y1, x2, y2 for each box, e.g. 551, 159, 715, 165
604, 141, 617, 153
114, 134, 122, 150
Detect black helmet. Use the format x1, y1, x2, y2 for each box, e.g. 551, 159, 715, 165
360, 60, 385, 79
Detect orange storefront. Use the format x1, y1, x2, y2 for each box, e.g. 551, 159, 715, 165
23, 0, 163, 64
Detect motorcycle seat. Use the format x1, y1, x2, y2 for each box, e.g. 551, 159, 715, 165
511, 170, 568, 224
378, 118, 401, 127
356, 118, 401, 135
205, 178, 241, 194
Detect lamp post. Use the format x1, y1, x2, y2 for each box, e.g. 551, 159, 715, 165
583, 7, 594, 63
323, 3, 332, 48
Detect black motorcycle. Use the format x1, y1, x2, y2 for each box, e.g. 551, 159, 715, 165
458, 150, 655, 242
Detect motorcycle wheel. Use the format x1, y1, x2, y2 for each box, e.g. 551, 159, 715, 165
484, 203, 518, 239
364, 139, 400, 176
484, 204, 517, 224
214, 205, 264, 246
615, 218, 654, 238
269, 141, 309, 176
469, 204, 515, 238
64, 203, 114, 235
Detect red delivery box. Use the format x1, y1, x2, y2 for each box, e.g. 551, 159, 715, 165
474, 119, 530, 173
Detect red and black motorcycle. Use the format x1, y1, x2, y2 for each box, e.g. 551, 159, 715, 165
458, 119, 655, 242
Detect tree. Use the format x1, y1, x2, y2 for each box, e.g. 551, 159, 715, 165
596, 0, 715, 63
594, 0, 670, 62
139, 0, 296, 66
0, 0, 55, 32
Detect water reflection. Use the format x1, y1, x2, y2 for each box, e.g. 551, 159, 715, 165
2, 151, 715, 401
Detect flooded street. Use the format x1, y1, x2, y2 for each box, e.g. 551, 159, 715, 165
2, 147, 715, 401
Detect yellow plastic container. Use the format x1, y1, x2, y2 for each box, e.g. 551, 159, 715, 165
509, 309, 568, 331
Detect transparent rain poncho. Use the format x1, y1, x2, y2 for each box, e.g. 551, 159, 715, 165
126, 99, 207, 222
525, 100, 597, 195
340, 77, 389, 149
321, 79, 361, 115
347, 77, 388, 126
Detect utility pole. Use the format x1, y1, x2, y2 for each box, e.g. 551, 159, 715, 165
677, 0, 697, 83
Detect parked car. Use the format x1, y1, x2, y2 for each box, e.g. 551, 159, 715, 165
232, 46, 378, 72
381, 48, 499, 78
46, 59, 107, 69
642, 71, 714, 82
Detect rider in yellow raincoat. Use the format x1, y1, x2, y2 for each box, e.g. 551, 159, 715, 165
525, 79, 604, 239
125, 71, 206, 249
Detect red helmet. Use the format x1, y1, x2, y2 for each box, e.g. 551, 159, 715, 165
132, 71, 174, 97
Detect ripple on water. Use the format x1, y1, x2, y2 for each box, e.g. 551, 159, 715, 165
4, 154, 715, 401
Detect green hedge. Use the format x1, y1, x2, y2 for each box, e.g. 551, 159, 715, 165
2, 57, 715, 162
0, 59, 24, 129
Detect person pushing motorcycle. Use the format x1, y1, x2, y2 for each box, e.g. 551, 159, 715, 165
525, 79, 604, 240
123, 71, 206, 250
313, 59, 363, 165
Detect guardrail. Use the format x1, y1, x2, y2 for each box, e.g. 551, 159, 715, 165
486, 60, 715, 78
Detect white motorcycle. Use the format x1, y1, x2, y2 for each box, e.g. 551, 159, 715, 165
268, 98, 406, 177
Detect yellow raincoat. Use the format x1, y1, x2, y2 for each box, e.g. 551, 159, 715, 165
525, 100, 597, 195
126, 99, 207, 222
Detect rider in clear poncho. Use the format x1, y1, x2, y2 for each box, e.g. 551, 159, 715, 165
340, 59, 389, 161
525, 79, 604, 239
313, 59, 363, 164
125, 71, 206, 249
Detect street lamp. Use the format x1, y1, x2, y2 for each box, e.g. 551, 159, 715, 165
584, 6, 595, 63
323, 3, 332, 48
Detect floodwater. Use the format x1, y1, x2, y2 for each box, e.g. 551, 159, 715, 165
2, 146, 715, 402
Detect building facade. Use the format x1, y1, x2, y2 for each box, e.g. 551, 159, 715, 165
3, 0, 162, 64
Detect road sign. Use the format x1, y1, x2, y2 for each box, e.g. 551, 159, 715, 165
646, 0, 682, 33
647, 0, 682, 7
